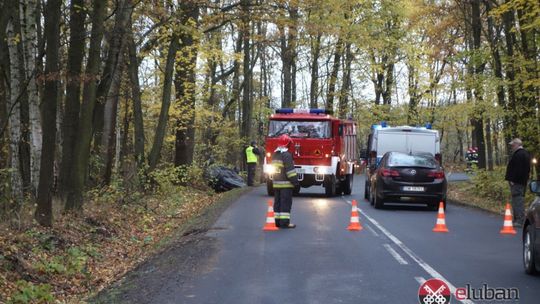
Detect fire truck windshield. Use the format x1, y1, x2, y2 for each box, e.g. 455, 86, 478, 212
268, 120, 331, 139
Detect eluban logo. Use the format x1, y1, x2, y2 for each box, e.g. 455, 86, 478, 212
455, 284, 519, 301
418, 278, 451, 304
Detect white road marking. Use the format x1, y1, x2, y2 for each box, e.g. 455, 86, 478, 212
415, 276, 426, 284
365, 224, 380, 237
383, 243, 409, 265
345, 200, 475, 304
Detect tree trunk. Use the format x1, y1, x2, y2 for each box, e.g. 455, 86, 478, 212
93, 0, 132, 171
338, 42, 353, 118
147, 36, 178, 171
222, 33, 242, 119
382, 61, 394, 105
59, 0, 87, 196
127, 31, 145, 168
327, 37, 343, 112
240, 0, 251, 140
0, 2, 8, 169
279, 24, 292, 108
66, 0, 108, 211
20, 0, 42, 194
174, 2, 200, 167
8, 1, 32, 193
289, 6, 298, 105
35, 0, 61, 227
502, 9, 517, 143
309, 34, 321, 108
101, 60, 124, 185
6, 16, 24, 205
470, 0, 486, 169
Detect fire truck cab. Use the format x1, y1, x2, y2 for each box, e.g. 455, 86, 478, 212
263, 108, 357, 197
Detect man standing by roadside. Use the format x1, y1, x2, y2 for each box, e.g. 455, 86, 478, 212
505, 138, 531, 227
245, 141, 261, 186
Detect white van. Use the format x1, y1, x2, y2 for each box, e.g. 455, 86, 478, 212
363, 124, 441, 199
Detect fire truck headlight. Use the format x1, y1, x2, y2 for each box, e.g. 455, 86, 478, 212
325, 154, 330, 158
266, 165, 276, 175
266, 152, 271, 158
313, 167, 320, 173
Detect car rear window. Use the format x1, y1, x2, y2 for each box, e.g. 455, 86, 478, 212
388, 153, 438, 168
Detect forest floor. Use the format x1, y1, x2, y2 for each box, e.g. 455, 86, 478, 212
0, 185, 250, 303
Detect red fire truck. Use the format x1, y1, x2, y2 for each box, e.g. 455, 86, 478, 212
263, 108, 357, 197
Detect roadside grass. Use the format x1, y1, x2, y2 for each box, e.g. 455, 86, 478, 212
0, 184, 249, 303
447, 166, 536, 215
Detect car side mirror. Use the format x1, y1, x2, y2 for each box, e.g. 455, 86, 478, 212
530, 181, 539, 194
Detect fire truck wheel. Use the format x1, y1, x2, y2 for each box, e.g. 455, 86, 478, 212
342, 174, 353, 195
266, 180, 274, 196
325, 175, 337, 197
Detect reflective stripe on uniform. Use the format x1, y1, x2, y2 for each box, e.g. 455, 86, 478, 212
286, 169, 297, 178
280, 212, 290, 219
272, 160, 284, 166
274, 212, 281, 219
273, 181, 294, 188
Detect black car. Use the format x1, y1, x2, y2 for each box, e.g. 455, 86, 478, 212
523, 180, 540, 275
369, 151, 447, 210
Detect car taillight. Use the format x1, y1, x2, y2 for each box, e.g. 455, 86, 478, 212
380, 169, 400, 177
428, 171, 445, 179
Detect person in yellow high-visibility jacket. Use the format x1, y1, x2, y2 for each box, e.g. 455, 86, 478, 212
245, 141, 261, 186
271, 134, 299, 228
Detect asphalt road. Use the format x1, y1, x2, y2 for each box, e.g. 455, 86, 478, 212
446, 171, 471, 182
106, 175, 539, 304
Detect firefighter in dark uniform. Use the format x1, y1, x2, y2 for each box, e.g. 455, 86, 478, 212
245, 141, 260, 186
272, 134, 299, 228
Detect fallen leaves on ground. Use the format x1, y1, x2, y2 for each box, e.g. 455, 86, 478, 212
0, 186, 225, 303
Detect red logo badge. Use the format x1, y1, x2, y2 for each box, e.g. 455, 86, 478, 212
418, 278, 451, 304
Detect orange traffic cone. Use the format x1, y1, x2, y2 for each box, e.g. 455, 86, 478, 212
263, 200, 279, 231
347, 200, 363, 231
432, 202, 449, 233
500, 203, 517, 235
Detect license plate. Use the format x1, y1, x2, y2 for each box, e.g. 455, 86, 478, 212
403, 186, 424, 192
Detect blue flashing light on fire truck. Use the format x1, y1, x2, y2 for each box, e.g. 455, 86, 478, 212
264, 108, 357, 197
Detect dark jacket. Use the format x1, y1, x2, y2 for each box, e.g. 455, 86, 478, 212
505, 148, 531, 186
271, 150, 299, 189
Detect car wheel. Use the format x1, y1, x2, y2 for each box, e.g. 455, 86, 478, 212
523, 224, 537, 275
342, 174, 353, 195
364, 180, 370, 199
266, 180, 274, 196
373, 188, 385, 209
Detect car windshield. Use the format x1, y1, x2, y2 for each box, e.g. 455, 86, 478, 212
268, 120, 331, 139
387, 153, 438, 169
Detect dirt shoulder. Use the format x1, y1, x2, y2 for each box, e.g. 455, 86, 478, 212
89, 187, 250, 303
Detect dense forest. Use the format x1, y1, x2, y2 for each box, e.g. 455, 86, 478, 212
0, 0, 538, 227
